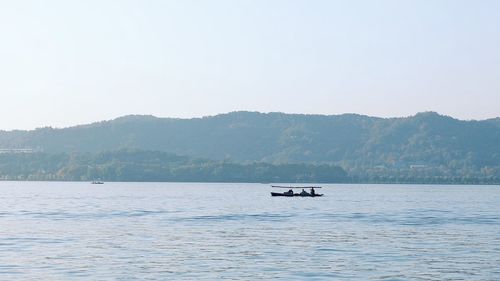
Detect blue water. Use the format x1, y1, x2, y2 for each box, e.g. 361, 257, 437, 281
0, 182, 499, 280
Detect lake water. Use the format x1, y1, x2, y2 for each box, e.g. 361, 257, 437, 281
0, 182, 499, 280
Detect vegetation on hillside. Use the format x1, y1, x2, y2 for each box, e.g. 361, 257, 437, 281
1, 112, 499, 183
0, 150, 348, 183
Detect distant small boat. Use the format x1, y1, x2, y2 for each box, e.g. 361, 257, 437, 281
271, 192, 323, 197
270, 185, 323, 197
91, 181, 104, 184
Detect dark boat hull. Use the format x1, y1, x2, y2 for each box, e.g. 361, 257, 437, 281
271, 192, 323, 197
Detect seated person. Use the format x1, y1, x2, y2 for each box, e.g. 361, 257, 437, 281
300, 189, 310, 196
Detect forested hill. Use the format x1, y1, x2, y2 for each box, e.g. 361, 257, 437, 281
0, 150, 347, 183
1, 111, 500, 180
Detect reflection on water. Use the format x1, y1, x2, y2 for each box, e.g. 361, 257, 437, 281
0, 182, 499, 280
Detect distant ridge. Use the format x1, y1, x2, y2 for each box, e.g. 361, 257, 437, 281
0, 111, 499, 181
2, 111, 493, 132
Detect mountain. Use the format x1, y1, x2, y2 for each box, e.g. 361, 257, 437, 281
0, 150, 347, 182
1, 111, 499, 181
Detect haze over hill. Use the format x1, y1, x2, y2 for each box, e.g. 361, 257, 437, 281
2, 1, 500, 130
1, 111, 499, 183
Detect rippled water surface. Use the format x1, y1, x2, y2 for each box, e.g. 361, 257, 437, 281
0, 182, 499, 280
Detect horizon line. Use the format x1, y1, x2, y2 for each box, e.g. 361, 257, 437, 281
1, 110, 499, 132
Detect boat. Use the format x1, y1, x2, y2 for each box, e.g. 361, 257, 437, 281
271, 192, 323, 197
270, 185, 323, 197
91, 181, 104, 184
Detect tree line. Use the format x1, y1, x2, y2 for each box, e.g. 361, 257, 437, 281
0, 150, 348, 183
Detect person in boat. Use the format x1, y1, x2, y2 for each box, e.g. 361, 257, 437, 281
310, 187, 316, 196
300, 189, 310, 196
285, 189, 294, 195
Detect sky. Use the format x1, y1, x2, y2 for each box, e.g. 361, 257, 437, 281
0, 0, 499, 130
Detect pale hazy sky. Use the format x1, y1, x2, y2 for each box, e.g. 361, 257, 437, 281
1, 0, 499, 130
